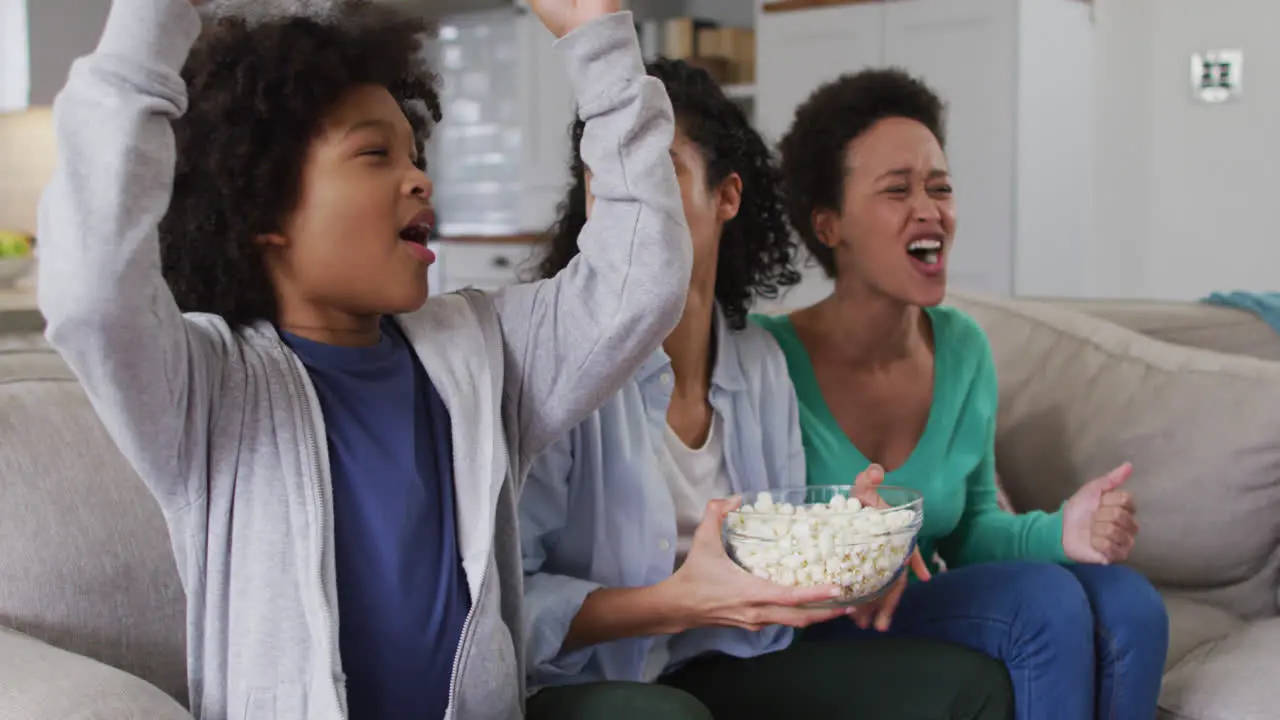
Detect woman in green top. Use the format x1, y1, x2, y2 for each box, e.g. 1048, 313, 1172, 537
754, 69, 1169, 720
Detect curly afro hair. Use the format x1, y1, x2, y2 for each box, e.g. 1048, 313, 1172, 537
159, 0, 441, 329
535, 57, 799, 331
778, 68, 945, 278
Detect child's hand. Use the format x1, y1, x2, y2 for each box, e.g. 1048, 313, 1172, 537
528, 0, 622, 39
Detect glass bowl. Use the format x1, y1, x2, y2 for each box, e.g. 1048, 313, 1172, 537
722, 485, 923, 608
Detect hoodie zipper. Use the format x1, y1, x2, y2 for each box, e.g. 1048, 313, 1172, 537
443, 396, 505, 715
445, 570, 485, 715
282, 345, 345, 718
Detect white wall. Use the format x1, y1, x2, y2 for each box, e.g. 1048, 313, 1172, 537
684, 0, 755, 27
1091, 0, 1280, 300
1014, 0, 1093, 298
26, 0, 110, 105
627, 0, 686, 22
0, 107, 54, 235
0, 0, 30, 111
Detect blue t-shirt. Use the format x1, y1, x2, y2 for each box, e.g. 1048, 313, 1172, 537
283, 319, 470, 719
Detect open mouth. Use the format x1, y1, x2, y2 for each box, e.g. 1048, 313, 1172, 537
906, 237, 943, 266
399, 209, 437, 266
399, 224, 429, 245
399, 208, 435, 246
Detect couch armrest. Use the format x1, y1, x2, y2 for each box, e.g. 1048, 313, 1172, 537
0, 627, 192, 720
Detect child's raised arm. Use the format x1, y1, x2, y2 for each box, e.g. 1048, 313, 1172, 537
494, 3, 692, 461
38, 0, 224, 513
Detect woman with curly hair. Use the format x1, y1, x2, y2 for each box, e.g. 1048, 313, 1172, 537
756, 68, 1168, 720
36, 0, 693, 717
521, 58, 1015, 720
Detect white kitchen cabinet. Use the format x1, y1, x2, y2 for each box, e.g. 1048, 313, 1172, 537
514, 12, 576, 233
754, 0, 1093, 307
426, 8, 576, 237
755, 4, 887, 147
429, 240, 540, 294
0, 0, 30, 111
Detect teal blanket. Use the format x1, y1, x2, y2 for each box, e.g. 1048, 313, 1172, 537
1202, 291, 1280, 335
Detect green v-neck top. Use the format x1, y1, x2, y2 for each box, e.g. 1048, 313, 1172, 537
753, 307, 1066, 572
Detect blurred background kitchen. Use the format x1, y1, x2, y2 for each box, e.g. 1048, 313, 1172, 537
2, 0, 1276, 335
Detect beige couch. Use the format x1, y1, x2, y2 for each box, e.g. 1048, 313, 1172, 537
1, 295, 1277, 719
0, 342, 190, 719
951, 293, 1280, 720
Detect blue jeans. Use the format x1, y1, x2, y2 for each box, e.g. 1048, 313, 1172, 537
806, 562, 1169, 720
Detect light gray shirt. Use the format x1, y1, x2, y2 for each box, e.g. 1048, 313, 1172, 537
520, 313, 804, 690
36, 3, 691, 718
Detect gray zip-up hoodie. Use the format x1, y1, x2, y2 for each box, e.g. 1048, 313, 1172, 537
35, 1, 690, 718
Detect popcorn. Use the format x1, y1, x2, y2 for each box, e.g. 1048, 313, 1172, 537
726, 490, 919, 603
754, 491, 775, 511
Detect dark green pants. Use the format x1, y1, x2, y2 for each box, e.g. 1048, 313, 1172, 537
527, 635, 1014, 720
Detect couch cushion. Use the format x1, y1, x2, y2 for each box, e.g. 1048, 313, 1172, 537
1162, 596, 1245, 673
0, 348, 187, 703
948, 293, 1280, 620
0, 626, 190, 720
1159, 617, 1280, 720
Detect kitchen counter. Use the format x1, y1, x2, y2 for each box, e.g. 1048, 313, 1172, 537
0, 285, 42, 335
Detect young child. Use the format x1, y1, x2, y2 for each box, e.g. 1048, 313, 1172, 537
36, 0, 690, 718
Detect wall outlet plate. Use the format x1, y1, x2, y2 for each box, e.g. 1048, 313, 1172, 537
1191, 49, 1243, 104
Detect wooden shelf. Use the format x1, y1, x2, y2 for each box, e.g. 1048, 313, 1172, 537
763, 0, 881, 14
